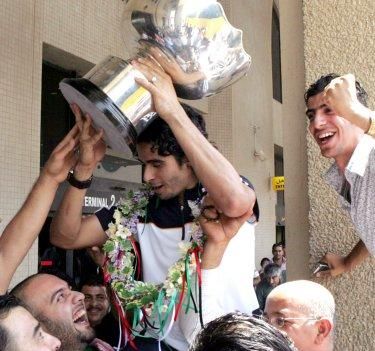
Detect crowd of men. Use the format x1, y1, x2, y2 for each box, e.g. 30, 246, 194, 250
0, 60, 374, 351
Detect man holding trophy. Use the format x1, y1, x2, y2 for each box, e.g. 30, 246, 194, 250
51, 1, 259, 350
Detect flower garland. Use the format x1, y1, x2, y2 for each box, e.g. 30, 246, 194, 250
102, 187, 205, 342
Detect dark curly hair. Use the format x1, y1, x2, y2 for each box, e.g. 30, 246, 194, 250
190, 312, 297, 351
136, 103, 208, 165
304, 73, 368, 107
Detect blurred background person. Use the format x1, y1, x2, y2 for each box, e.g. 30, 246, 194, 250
259, 257, 271, 280
81, 275, 120, 348
256, 263, 283, 311
253, 270, 261, 288
272, 242, 287, 282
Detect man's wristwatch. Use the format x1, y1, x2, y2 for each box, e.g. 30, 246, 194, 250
366, 112, 375, 137
67, 170, 93, 189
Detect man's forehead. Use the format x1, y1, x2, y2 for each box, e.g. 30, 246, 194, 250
136, 143, 165, 161
306, 92, 326, 109
266, 292, 304, 314
25, 274, 68, 299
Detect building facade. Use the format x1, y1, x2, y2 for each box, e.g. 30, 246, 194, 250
0, 1, 373, 349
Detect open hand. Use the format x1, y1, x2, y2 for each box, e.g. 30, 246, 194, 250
148, 47, 205, 85
132, 56, 184, 123
71, 104, 106, 174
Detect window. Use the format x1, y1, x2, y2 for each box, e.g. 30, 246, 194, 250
272, 6, 282, 103
40, 62, 76, 167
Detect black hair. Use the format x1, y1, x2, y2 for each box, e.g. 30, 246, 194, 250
190, 312, 297, 351
263, 263, 282, 278
0, 294, 26, 351
272, 242, 284, 251
260, 257, 271, 267
304, 73, 368, 107
80, 274, 105, 290
9, 273, 40, 303
136, 103, 208, 165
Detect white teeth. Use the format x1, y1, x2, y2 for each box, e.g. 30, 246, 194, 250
73, 310, 86, 322
318, 132, 334, 139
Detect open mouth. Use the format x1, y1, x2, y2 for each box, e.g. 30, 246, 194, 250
73, 309, 89, 326
152, 185, 163, 192
317, 131, 335, 145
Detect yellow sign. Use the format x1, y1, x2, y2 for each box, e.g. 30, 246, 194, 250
272, 176, 285, 191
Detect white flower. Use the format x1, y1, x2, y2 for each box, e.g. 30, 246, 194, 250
178, 241, 191, 255
106, 223, 117, 238
187, 200, 201, 218
113, 209, 122, 224
160, 304, 168, 314
190, 222, 204, 243
164, 281, 176, 297
116, 225, 132, 239
103, 187, 204, 331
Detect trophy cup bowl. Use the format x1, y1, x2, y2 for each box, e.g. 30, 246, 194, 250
59, 0, 251, 158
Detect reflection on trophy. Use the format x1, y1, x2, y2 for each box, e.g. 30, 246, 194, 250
60, 0, 251, 158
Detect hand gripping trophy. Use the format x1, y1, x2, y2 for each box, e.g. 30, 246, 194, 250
60, 0, 251, 158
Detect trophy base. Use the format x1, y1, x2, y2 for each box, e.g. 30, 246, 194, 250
59, 78, 138, 159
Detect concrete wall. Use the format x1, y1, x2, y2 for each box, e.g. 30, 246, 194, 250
211, 0, 279, 269
303, 1, 375, 350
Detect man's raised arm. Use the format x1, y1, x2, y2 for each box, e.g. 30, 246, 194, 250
324, 73, 375, 134
0, 125, 78, 293
133, 58, 255, 218
50, 105, 108, 250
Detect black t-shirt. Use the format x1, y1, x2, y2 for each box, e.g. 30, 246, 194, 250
96, 177, 259, 231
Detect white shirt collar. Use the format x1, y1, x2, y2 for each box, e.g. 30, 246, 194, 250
346, 134, 375, 177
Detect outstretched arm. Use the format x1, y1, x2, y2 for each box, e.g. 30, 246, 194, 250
323, 73, 374, 133
0, 125, 79, 293
315, 240, 370, 278
50, 105, 108, 249
132, 58, 255, 218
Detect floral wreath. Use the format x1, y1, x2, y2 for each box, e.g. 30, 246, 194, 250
102, 187, 205, 345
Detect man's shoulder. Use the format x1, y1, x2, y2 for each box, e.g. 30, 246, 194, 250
347, 134, 375, 177
256, 280, 269, 293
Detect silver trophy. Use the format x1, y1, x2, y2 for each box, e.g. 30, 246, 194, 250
60, 0, 251, 158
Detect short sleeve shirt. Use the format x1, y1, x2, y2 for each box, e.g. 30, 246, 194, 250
324, 135, 375, 255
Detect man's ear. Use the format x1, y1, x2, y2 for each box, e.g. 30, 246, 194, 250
315, 319, 333, 344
